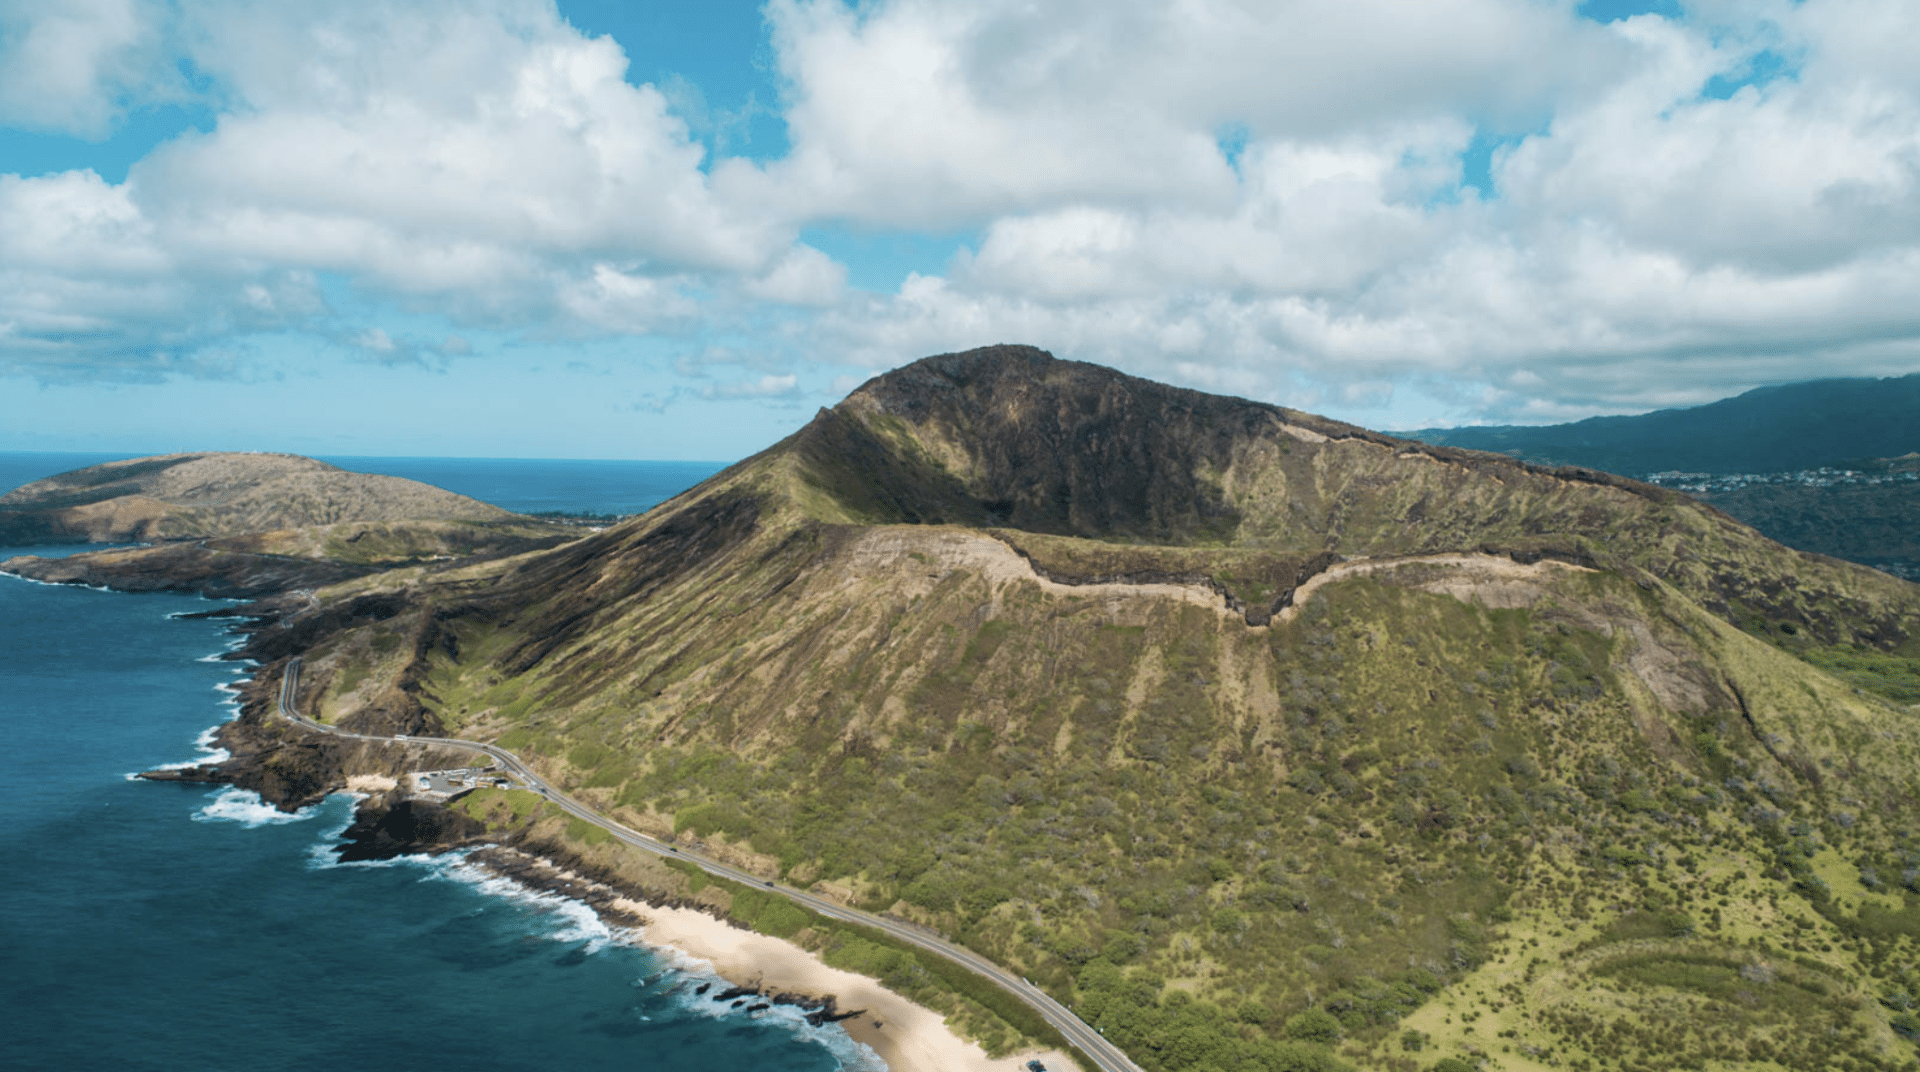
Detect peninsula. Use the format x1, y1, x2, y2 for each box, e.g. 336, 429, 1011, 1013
1, 451, 575, 598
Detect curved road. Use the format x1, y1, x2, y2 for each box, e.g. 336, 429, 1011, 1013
276, 657, 1141, 1072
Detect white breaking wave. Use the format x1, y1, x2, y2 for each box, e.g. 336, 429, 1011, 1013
303, 795, 456, 872
294, 809, 884, 1072
0, 572, 116, 593
132, 724, 234, 781
193, 786, 321, 827
447, 869, 886, 1071
196, 640, 246, 662
662, 972, 888, 1072
436, 858, 626, 954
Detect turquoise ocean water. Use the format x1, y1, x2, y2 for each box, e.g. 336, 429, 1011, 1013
0, 456, 880, 1072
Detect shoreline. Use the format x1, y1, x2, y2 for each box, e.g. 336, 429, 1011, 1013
144, 609, 1089, 1072
462, 846, 1075, 1072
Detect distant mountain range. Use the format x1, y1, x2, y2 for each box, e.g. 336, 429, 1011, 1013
1412, 373, 1920, 579
1413, 372, 1920, 476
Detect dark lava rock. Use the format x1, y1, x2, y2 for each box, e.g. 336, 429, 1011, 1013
335, 798, 487, 862
136, 765, 229, 785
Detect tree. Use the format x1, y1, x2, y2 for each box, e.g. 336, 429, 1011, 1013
1283, 1008, 1342, 1044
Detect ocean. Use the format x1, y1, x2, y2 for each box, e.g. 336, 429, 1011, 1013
0, 456, 879, 1072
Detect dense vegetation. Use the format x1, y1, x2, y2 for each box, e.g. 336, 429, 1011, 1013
291, 347, 1920, 1071
1676, 457, 1920, 583
1412, 377, 1920, 580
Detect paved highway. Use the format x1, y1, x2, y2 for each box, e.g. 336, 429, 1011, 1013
276, 657, 1143, 1072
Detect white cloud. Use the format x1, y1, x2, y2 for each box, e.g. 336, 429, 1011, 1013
352, 328, 395, 353
748, 0, 1625, 227
704, 372, 800, 399
0, 0, 170, 138
1495, 14, 1920, 274
951, 123, 1466, 301
742, 244, 847, 306
145, 1, 789, 286
2, 0, 1919, 428
556, 264, 698, 334
0, 0, 839, 379
786, 0, 1920, 422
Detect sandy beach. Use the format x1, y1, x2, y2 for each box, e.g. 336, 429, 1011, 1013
615, 897, 1076, 1072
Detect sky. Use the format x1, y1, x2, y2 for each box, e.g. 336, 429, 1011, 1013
1, 0, 1917, 460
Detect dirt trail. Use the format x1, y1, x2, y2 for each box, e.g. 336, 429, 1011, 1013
1276, 552, 1593, 622
846, 529, 1592, 628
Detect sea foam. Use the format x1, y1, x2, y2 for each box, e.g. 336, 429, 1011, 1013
436, 859, 886, 1071
321, 823, 883, 1071
131, 724, 234, 781
193, 786, 321, 827
288, 790, 884, 1072
0, 572, 116, 593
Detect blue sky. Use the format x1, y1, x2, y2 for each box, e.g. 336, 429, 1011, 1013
2, 0, 1917, 460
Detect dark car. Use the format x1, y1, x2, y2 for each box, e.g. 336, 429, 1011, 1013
1027, 1062, 1047, 1072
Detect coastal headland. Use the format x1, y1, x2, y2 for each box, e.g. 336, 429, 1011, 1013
149, 648, 1087, 1072
13, 347, 1920, 1072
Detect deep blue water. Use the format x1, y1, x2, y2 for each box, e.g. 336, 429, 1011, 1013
315, 456, 731, 516
0, 454, 879, 1071
0, 452, 731, 518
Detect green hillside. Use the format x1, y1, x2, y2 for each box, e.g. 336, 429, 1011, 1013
279, 346, 1920, 1072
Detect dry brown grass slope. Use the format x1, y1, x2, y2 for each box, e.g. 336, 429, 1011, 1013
0, 451, 513, 545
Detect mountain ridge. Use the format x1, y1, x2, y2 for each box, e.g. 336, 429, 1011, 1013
120, 347, 1920, 1072
1412, 372, 1920, 476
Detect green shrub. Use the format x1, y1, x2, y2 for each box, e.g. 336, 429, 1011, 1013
1284, 1008, 1343, 1043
